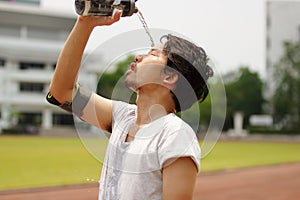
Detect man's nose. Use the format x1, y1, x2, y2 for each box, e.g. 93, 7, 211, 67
135, 54, 145, 62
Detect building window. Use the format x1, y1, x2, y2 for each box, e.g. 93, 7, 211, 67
19, 62, 45, 70
0, 58, 5, 67
17, 112, 41, 134
53, 114, 74, 126
19, 112, 42, 125
20, 82, 44, 92
0, 0, 40, 6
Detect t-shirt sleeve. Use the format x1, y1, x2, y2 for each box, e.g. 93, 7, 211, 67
158, 128, 201, 172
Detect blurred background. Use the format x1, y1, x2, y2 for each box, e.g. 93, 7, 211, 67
1, 0, 299, 135
0, 0, 300, 199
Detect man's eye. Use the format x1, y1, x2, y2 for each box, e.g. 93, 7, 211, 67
150, 52, 158, 56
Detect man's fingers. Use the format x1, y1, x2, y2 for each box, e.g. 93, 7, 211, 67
101, 10, 122, 25
113, 10, 122, 22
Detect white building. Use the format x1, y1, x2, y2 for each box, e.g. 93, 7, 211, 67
265, 1, 300, 102
0, 1, 102, 133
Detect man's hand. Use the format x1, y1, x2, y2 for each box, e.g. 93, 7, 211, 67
77, 10, 122, 30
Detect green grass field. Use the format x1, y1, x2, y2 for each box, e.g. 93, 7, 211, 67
0, 136, 300, 190
200, 141, 300, 172
0, 136, 102, 190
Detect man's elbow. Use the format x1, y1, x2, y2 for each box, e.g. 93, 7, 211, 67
46, 91, 62, 106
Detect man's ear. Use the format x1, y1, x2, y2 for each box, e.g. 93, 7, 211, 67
163, 70, 178, 90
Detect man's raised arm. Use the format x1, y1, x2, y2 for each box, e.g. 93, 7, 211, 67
47, 12, 122, 132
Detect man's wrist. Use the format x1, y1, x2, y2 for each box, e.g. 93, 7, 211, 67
76, 16, 95, 33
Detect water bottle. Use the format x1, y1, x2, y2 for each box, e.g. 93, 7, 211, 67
75, 0, 138, 17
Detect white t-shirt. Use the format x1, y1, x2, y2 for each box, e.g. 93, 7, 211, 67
98, 101, 201, 200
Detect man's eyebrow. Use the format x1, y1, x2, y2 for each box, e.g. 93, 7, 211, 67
149, 48, 162, 53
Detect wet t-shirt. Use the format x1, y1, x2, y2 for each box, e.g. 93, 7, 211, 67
98, 101, 201, 200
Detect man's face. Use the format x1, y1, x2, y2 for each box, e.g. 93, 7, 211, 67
125, 47, 168, 92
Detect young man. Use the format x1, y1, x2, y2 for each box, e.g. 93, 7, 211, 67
47, 11, 213, 200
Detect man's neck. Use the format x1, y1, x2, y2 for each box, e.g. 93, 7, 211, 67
135, 88, 175, 125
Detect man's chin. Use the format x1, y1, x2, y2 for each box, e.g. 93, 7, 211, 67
124, 80, 138, 92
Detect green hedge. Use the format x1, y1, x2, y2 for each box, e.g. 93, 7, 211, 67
2, 125, 39, 135
247, 126, 300, 135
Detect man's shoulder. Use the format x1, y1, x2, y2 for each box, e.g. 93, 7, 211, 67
164, 114, 195, 134
112, 100, 136, 114
111, 101, 137, 123
112, 100, 136, 109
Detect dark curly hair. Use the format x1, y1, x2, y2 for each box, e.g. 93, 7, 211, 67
161, 34, 214, 112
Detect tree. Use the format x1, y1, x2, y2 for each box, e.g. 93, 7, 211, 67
181, 78, 227, 134
224, 67, 264, 129
273, 41, 300, 128
97, 55, 136, 103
